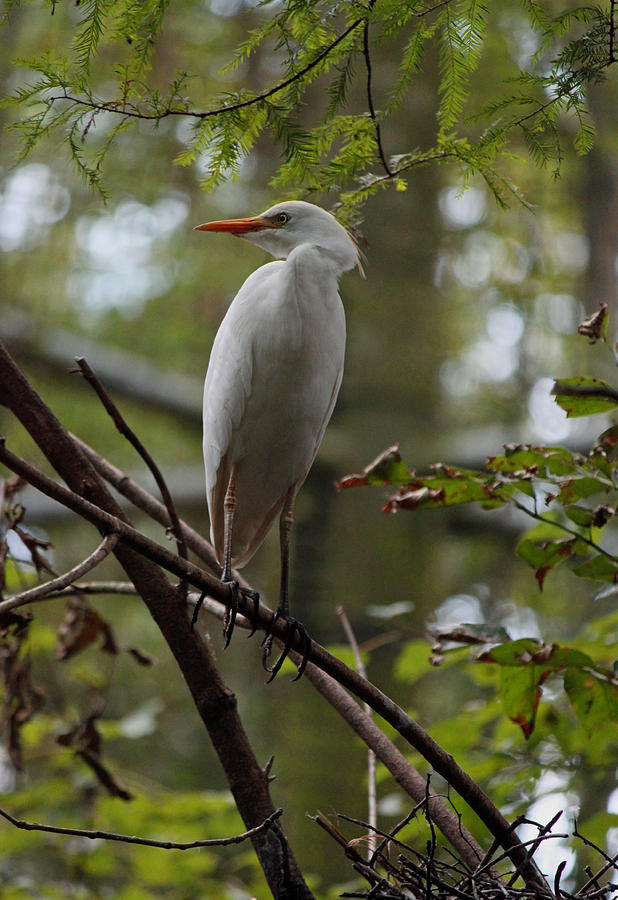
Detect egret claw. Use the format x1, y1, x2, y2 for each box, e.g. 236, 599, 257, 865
222, 579, 239, 648
262, 614, 311, 682
191, 581, 260, 647
292, 626, 312, 682
245, 589, 261, 637
191, 590, 207, 630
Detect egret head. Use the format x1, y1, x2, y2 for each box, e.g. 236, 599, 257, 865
194, 200, 362, 275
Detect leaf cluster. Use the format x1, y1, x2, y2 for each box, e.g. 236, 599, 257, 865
1, 0, 615, 214
338, 306, 618, 738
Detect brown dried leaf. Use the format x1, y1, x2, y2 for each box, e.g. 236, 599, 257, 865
77, 747, 133, 800
577, 302, 608, 343
57, 710, 132, 800
56, 598, 118, 660
0, 617, 44, 770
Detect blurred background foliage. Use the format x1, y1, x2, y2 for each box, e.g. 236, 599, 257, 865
0, 0, 617, 896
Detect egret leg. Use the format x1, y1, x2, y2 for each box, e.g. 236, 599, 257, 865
220, 474, 261, 643
262, 487, 312, 681
220, 470, 240, 646
191, 470, 259, 644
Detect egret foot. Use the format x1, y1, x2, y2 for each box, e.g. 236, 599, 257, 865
222, 581, 261, 648
190, 582, 260, 648
262, 612, 312, 683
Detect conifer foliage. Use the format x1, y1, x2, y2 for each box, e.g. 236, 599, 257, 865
2, 0, 616, 215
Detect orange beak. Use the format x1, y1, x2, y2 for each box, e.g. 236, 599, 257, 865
193, 215, 272, 234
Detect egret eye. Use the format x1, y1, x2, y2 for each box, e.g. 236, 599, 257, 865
276, 212, 290, 225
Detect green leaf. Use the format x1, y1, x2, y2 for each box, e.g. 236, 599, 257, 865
478, 637, 543, 665
564, 668, 618, 736
555, 476, 612, 504
572, 555, 618, 583
382, 467, 505, 513
515, 536, 579, 587
487, 444, 579, 477
477, 638, 595, 670
564, 505, 594, 527
498, 665, 542, 739
551, 376, 618, 417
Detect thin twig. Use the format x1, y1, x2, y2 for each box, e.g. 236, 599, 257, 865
474, 832, 569, 875
337, 605, 377, 859
473, 816, 525, 877
74, 436, 220, 572
42, 2, 456, 134
0, 534, 119, 614
511, 497, 618, 563
554, 859, 568, 899
573, 820, 618, 886
50, 17, 365, 121
349, 150, 456, 194
363, 19, 392, 177
577, 856, 618, 896
23, 580, 139, 597
0, 804, 283, 850
74, 357, 189, 597
425, 776, 438, 900
507, 811, 562, 886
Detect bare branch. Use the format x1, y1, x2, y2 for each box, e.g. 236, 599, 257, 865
363, 20, 392, 177
507, 810, 563, 886
72, 436, 228, 580
573, 820, 618, 886
337, 605, 377, 858
0, 534, 119, 614
74, 357, 189, 595
0, 342, 313, 898
298, 650, 485, 872
33, 580, 139, 597
0, 436, 549, 893
0, 804, 283, 850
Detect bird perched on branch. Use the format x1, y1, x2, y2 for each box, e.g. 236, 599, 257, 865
194, 200, 362, 678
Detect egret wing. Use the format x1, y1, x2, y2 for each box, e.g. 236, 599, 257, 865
202, 262, 283, 563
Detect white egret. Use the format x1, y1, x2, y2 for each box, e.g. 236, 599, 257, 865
194, 200, 362, 676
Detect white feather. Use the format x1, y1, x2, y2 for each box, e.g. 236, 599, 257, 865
201, 201, 358, 568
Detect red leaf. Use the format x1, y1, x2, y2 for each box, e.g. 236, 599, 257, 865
535, 566, 550, 590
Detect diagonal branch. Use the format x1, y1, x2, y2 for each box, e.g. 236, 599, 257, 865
0, 534, 119, 614
72, 435, 233, 581
74, 357, 189, 594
